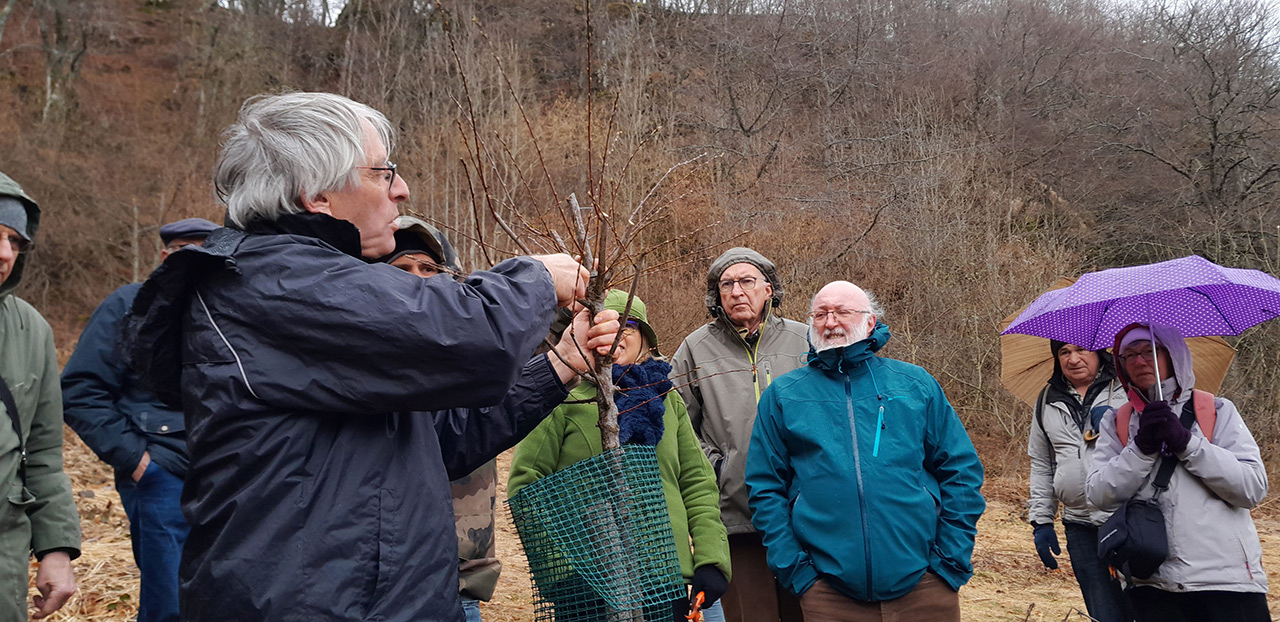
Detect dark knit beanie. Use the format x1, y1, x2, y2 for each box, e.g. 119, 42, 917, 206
0, 197, 29, 241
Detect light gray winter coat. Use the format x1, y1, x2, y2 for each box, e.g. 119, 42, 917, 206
1027, 353, 1126, 526
1086, 323, 1268, 593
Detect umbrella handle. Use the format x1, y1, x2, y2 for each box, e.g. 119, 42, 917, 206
1144, 301, 1165, 401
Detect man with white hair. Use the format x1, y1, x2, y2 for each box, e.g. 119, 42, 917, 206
123, 92, 620, 622
745, 281, 985, 621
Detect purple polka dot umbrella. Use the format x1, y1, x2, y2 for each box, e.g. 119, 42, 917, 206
1000, 255, 1280, 350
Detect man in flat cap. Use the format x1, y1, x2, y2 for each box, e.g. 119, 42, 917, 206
0, 171, 80, 620
62, 216, 219, 622
670, 247, 810, 622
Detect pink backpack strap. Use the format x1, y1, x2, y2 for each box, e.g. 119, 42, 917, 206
1192, 389, 1215, 444
1115, 389, 1216, 447
1116, 403, 1134, 447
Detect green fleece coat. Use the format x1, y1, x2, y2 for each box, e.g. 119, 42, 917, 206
0, 172, 81, 617
509, 383, 731, 583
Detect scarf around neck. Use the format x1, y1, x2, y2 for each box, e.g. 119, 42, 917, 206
612, 358, 673, 446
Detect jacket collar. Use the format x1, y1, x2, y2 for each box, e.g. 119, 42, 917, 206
713, 301, 780, 346
808, 321, 891, 375
243, 211, 366, 260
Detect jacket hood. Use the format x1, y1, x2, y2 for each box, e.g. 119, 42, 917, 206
124, 227, 247, 406
808, 321, 891, 374
704, 247, 785, 318
0, 171, 41, 298
1113, 322, 1195, 407
125, 211, 405, 405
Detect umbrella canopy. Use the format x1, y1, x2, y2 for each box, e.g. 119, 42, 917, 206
1000, 277, 1237, 406
1001, 255, 1280, 350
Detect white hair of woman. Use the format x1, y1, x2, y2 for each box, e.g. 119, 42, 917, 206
214, 92, 395, 227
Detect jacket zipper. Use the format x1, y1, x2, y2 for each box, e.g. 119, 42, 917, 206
868, 365, 885, 458
845, 374, 873, 594
742, 308, 770, 403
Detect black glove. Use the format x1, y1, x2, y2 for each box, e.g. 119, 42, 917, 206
690, 565, 728, 606
1134, 401, 1181, 455
1032, 522, 1060, 570
1157, 404, 1192, 454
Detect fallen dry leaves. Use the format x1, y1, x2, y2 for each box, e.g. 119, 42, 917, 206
33, 433, 1280, 621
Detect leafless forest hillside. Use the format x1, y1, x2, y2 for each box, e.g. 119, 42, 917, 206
4, 0, 1280, 469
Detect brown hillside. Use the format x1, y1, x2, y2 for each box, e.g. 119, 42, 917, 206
4, 0, 1280, 616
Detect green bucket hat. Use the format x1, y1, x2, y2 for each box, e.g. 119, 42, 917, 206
604, 289, 661, 357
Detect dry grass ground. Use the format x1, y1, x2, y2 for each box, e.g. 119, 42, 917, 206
34, 435, 1279, 621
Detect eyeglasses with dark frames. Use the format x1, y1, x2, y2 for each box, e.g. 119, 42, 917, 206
718, 276, 760, 294
358, 161, 398, 192
1118, 346, 1165, 366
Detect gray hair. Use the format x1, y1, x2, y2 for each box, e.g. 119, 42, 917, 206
864, 289, 885, 318
214, 92, 395, 227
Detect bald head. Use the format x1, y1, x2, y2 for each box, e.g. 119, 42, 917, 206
808, 281, 879, 351
813, 281, 868, 310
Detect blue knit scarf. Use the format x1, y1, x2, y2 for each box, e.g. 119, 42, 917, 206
612, 359, 673, 446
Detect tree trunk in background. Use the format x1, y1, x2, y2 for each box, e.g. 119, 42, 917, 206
37, 0, 91, 125
0, 0, 16, 47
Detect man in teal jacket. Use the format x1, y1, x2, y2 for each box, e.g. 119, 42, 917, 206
745, 281, 985, 621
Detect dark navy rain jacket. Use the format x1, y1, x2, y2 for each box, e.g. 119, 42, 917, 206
125, 212, 567, 622
63, 283, 189, 479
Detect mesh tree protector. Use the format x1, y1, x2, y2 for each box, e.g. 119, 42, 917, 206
508, 445, 686, 621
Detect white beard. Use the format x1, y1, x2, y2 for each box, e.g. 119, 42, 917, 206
811, 322, 870, 352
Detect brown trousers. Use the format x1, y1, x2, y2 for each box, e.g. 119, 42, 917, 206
721, 533, 805, 622
798, 573, 960, 622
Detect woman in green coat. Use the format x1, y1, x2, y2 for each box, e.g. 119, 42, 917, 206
509, 289, 731, 621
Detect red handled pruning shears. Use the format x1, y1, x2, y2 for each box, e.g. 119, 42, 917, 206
685, 591, 705, 622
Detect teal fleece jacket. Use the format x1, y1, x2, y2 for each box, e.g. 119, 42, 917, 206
745, 322, 985, 601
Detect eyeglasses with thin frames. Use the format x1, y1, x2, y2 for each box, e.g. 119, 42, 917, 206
0, 233, 30, 254
1119, 346, 1163, 366
808, 309, 871, 322
358, 161, 398, 192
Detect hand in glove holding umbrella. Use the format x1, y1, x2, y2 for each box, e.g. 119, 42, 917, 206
1133, 401, 1189, 455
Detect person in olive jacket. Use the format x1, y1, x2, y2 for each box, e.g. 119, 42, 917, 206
62, 217, 218, 622
0, 170, 80, 620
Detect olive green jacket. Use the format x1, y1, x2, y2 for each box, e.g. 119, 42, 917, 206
669, 310, 810, 534
0, 171, 81, 562
509, 384, 731, 582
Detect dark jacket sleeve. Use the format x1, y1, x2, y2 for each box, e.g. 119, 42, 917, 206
62, 287, 148, 474
433, 353, 570, 479
210, 253, 558, 415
